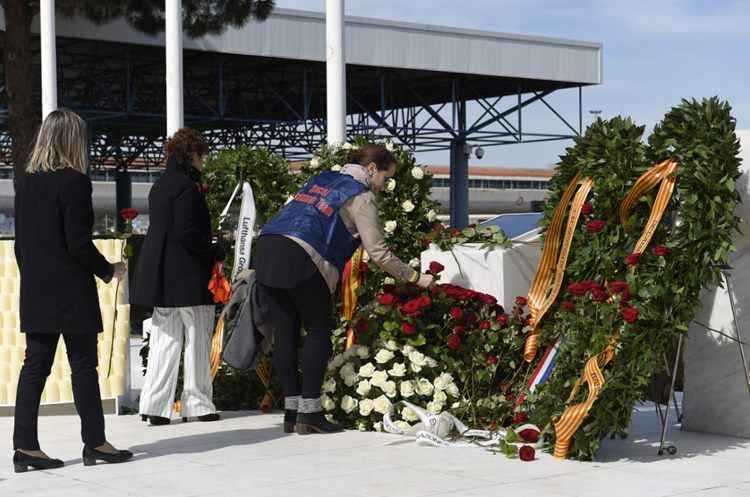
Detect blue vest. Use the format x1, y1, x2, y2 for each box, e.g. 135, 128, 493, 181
261, 172, 367, 273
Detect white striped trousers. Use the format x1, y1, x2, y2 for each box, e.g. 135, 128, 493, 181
139, 305, 217, 418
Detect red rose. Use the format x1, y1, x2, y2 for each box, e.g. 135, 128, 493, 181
586, 219, 606, 233
486, 354, 499, 365
402, 322, 417, 335
355, 319, 369, 334
653, 245, 671, 257
519, 445, 536, 462
479, 294, 497, 306
621, 288, 631, 303
466, 313, 478, 326
581, 202, 593, 216
199, 184, 210, 194
359, 262, 369, 274
513, 411, 528, 424
418, 295, 432, 308
561, 300, 575, 312
402, 299, 422, 315
567, 282, 588, 296
518, 428, 539, 443
382, 284, 397, 294
591, 287, 609, 302
120, 208, 139, 221
378, 294, 397, 306
452, 324, 465, 336
496, 314, 509, 326
447, 333, 461, 351
515, 296, 528, 307
450, 307, 464, 320
479, 320, 491, 330
450, 228, 461, 237
626, 252, 641, 266
610, 280, 629, 294
622, 306, 639, 324
581, 280, 596, 291
428, 261, 445, 275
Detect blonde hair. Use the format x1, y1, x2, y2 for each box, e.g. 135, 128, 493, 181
26, 109, 88, 174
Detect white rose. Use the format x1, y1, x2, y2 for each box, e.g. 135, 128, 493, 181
328, 354, 345, 371
408, 351, 428, 368
386, 179, 396, 192
339, 363, 356, 382
425, 357, 438, 368
373, 395, 392, 415
434, 373, 453, 392
356, 379, 372, 397
342, 142, 353, 150
411, 166, 425, 180
427, 400, 444, 414
426, 209, 437, 222
433, 390, 448, 404
410, 362, 423, 373
402, 345, 415, 356
384, 277, 396, 285
388, 362, 407, 378
359, 398, 374, 416
356, 345, 370, 359
373, 422, 383, 432
375, 349, 395, 364
343, 371, 358, 387
447, 383, 460, 398
416, 378, 434, 397
394, 420, 412, 432
401, 200, 415, 213
309, 156, 321, 169
385, 340, 399, 351
402, 407, 420, 423
323, 378, 336, 393
400, 380, 415, 398
321, 394, 336, 412
370, 370, 389, 389
331, 164, 342, 172
385, 141, 395, 152
358, 362, 376, 378
383, 380, 398, 398
452, 401, 461, 409
409, 258, 420, 268
341, 395, 358, 414
384, 220, 397, 233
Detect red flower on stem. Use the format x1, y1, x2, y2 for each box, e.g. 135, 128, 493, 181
561, 300, 575, 312
591, 287, 609, 303
450, 228, 461, 237
486, 354, 499, 365
447, 333, 461, 351
417, 295, 432, 308
513, 411, 528, 424
515, 296, 528, 307
653, 245, 671, 256
518, 428, 539, 443
626, 253, 641, 266
120, 208, 139, 221
479, 320, 491, 331
567, 282, 588, 297
452, 324, 465, 336
401, 322, 417, 335
610, 280, 629, 294
450, 307, 464, 320
378, 294, 397, 306
622, 306, 639, 324
581, 202, 593, 216
428, 261, 445, 275
519, 445, 536, 462
355, 319, 369, 334
479, 294, 498, 306
402, 299, 422, 315
496, 314, 509, 327
586, 219, 606, 233
359, 262, 369, 275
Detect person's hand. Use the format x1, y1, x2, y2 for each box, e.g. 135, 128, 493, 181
416, 273, 435, 289
112, 262, 127, 280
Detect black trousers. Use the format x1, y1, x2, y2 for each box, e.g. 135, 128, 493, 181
13, 333, 106, 450
258, 272, 334, 402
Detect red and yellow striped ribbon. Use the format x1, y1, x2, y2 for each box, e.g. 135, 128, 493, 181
342, 247, 365, 350
552, 159, 678, 458
525, 172, 594, 362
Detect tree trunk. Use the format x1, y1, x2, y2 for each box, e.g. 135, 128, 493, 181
4, 0, 37, 183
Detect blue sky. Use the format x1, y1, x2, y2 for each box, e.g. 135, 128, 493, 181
280, 0, 749, 169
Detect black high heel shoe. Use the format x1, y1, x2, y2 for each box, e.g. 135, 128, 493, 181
296, 412, 343, 435
13, 450, 64, 473
82, 446, 133, 466
283, 410, 297, 434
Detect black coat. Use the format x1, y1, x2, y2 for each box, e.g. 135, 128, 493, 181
15, 169, 114, 335
131, 157, 220, 308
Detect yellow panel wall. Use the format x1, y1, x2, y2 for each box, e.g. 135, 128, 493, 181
0, 239, 130, 406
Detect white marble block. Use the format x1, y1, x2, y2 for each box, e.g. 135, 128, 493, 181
682, 149, 750, 438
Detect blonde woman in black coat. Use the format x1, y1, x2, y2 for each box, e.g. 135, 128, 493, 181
12, 109, 132, 472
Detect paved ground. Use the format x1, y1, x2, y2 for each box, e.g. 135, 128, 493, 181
1, 403, 749, 497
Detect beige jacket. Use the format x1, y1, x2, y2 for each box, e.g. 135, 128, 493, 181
287, 165, 417, 293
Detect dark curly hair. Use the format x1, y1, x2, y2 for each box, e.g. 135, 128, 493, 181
165, 128, 208, 165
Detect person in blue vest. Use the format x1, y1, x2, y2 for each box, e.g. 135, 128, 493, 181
255, 144, 434, 434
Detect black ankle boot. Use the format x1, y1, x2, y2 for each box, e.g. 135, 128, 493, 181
198, 413, 220, 422
148, 416, 170, 426
82, 446, 134, 466
283, 410, 297, 433
296, 412, 343, 435
13, 451, 64, 473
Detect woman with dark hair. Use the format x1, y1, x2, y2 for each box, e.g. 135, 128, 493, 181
256, 144, 434, 435
13, 109, 132, 472
132, 128, 225, 426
